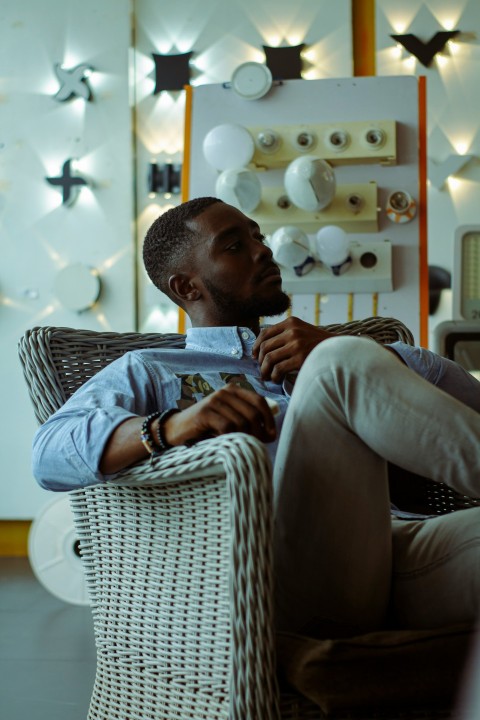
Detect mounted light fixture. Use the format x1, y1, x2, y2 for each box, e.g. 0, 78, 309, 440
215, 168, 261, 213
263, 44, 305, 80
152, 51, 192, 93
284, 157, 336, 212
390, 31, 460, 67
53, 63, 94, 102
202, 123, 255, 171
45, 159, 88, 207
148, 162, 182, 196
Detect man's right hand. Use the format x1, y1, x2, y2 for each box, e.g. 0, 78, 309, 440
162, 383, 277, 447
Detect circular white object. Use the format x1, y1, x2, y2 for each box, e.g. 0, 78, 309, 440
270, 225, 312, 269
203, 123, 255, 171
284, 157, 336, 212
29, 495, 90, 606
54, 263, 101, 312
231, 62, 273, 100
215, 167, 262, 213
315, 225, 350, 267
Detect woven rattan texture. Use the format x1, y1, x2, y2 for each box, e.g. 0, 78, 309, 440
18, 318, 471, 719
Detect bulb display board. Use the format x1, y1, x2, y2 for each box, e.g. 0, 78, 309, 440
186, 76, 427, 343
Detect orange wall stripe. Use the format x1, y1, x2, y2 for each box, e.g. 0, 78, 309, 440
178, 84, 193, 335
352, 0, 375, 77
418, 76, 429, 347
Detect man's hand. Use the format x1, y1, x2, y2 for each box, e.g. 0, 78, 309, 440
163, 383, 277, 447
252, 317, 334, 383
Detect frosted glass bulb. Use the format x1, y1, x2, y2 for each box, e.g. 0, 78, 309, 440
215, 168, 261, 213
315, 226, 350, 267
270, 226, 312, 269
284, 157, 336, 212
203, 123, 255, 171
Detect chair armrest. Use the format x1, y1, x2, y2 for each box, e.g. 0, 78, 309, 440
70, 432, 280, 720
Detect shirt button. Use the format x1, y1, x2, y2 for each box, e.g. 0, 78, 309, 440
241, 331, 249, 340
231, 348, 239, 356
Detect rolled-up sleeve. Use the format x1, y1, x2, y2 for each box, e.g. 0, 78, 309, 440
32, 352, 158, 491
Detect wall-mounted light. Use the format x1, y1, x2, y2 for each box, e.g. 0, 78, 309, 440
314, 225, 352, 276
45, 159, 88, 207
428, 155, 475, 190
284, 157, 336, 212
390, 31, 460, 68
54, 63, 94, 102
230, 62, 273, 100
54, 263, 101, 312
269, 225, 314, 277
148, 162, 182, 196
215, 168, 261, 213
152, 51, 192, 93
263, 44, 305, 80
202, 123, 255, 171
386, 190, 417, 223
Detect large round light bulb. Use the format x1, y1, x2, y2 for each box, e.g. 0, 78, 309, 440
215, 168, 261, 212
202, 123, 255, 171
315, 226, 350, 267
284, 157, 336, 212
270, 225, 313, 274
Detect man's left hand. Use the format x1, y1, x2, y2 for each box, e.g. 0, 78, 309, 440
252, 317, 334, 383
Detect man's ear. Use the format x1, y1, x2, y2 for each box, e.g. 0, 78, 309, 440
168, 273, 202, 304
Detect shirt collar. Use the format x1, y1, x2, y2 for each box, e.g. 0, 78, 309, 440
185, 326, 257, 358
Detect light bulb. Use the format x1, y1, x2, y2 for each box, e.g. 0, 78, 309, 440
270, 226, 314, 276
215, 168, 261, 213
315, 226, 351, 274
284, 157, 336, 212
202, 123, 255, 171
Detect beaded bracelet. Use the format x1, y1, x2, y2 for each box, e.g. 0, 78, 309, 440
155, 408, 180, 451
140, 412, 161, 455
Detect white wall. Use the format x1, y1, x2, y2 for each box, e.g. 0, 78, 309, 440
1, 0, 133, 518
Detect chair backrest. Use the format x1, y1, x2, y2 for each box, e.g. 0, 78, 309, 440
18, 316, 413, 425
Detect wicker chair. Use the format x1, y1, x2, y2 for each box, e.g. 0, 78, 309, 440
18, 317, 477, 720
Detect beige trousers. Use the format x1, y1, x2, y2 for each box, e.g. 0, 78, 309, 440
273, 336, 480, 635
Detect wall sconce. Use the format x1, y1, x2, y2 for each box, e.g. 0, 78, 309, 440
54, 263, 101, 312
390, 31, 460, 67
263, 44, 305, 80
152, 51, 192, 93
46, 159, 88, 207
54, 63, 94, 102
428, 155, 475, 190
148, 162, 182, 196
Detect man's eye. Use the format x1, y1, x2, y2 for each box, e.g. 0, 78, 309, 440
256, 234, 267, 243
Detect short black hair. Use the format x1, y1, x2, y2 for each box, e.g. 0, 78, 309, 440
143, 196, 222, 303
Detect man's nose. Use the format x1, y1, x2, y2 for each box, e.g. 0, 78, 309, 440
253, 238, 273, 261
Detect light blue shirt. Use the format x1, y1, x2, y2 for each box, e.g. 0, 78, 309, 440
32, 327, 480, 492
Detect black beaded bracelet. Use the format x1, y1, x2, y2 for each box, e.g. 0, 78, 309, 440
140, 412, 161, 455
155, 408, 180, 452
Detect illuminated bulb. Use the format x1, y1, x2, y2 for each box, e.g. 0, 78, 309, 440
315, 225, 351, 275
284, 156, 336, 212
203, 123, 255, 171
270, 226, 314, 276
215, 168, 261, 213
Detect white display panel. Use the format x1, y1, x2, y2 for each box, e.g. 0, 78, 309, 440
188, 76, 426, 340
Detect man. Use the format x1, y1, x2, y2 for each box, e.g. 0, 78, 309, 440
33, 196, 480, 638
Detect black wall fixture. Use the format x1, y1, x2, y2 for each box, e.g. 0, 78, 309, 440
46, 159, 88, 206
148, 162, 182, 195
54, 63, 94, 102
390, 31, 460, 67
263, 44, 305, 80
152, 52, 193, 93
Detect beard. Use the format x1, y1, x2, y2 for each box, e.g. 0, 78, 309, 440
203, 278, 291, 319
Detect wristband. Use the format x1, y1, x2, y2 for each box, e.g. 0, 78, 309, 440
155, 408, 180, 452
140, 412, 161, 455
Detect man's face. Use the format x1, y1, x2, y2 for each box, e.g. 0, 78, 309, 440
186, 202, 290, 324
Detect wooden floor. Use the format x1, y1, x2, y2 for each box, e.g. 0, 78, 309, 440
0, 557, 95, 720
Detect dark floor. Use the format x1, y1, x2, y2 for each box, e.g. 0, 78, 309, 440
0, 557, 96, 720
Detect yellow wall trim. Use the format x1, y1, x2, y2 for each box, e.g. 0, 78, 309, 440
352, 0, 376, 77
0, 521, 31, 557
